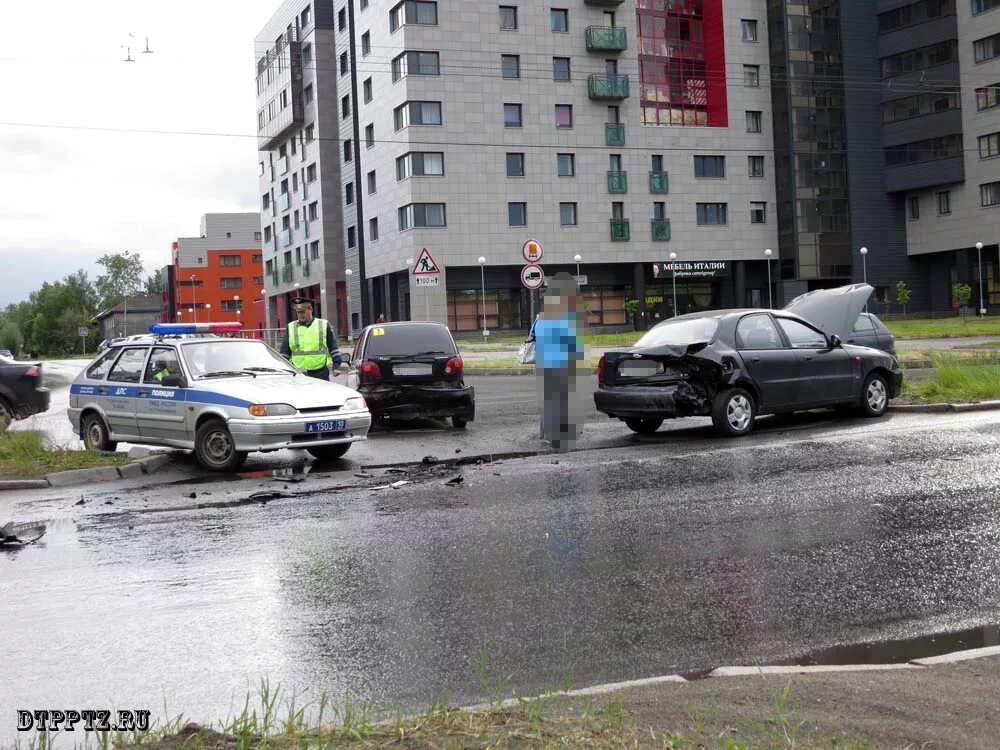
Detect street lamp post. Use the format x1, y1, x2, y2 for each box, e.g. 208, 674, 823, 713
190, 274, 197, 323
860, 247, 868, 313
234, 295, 241, 326
573, 254, 582, 278
345, 269, 353, 341
205, 303, 211, 322
478, 256, 488, 337
669, 251, 678, 317
764, 248, 773, 308
976, 241, 986, 316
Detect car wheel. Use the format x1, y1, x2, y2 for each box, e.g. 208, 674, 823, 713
712, 388, 756, 437
81, 413, 118, 452
194, 419, 248, 471
860, 372, 889, 417
624, 418, 663, 435
307, 443, 351, 461
0, 398, 12, 433
452, 416, 468, 429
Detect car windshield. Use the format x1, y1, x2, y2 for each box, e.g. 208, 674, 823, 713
633, 317, 720, 348
182, 340, 293, 378
365, 325, 457, 358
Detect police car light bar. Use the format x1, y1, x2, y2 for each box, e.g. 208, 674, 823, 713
150, 322, 243, 335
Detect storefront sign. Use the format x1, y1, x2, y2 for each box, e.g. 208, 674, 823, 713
653, 261, 728, 279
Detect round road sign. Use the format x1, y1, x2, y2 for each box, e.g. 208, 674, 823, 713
521, 264, 545, 289
522, 239, 544, 263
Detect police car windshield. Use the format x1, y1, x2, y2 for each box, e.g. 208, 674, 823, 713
183, 340, 291, 379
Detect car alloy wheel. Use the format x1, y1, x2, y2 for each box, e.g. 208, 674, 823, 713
712, 387, 756, 437
727, 395, 753, 431
862, 373, 889, 417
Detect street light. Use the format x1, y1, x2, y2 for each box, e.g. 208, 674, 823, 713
234, 295, 241, 324
478, 256, 488, 337
669, 251, 678, 317
205, 303, 211, 321
976, 241, 986, 317
190, 274, 197, 323
764, 249, 773, 309
345, 269, 353, 341
860, 247, 869, 313
573, 253, 582, 278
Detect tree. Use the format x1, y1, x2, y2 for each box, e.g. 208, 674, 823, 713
95, 251, 145, 311
953, 282, 972, 321
895, 281, 911, 318
144, 271, 164, 297
0, 321, 23, 355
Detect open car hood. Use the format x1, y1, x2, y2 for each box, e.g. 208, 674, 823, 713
782, 283, 873, 340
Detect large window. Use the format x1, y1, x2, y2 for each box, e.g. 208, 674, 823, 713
504, 102, 522, 127
557, 153, 575, 176
975, 32, 1000, 63
749, 155, 764, 177
554, 104, 573, 128
882, 91, 961, 122
391, 50, 440, 81
398, 203, 446, 229
552, 56, 571, 81
393, 100, 442, 129
506, 152, 525, 177
983, 182, 1000, 207
881, 40, 957, 77
885, 134, 963, 165
559, 202, 577, 226
501, 54, 520, 79
219, 255, 241, 266
741, 19, 758, 42
746, 111, 762, 132
696, 203, 728, 225
396, 151, 444, 179
979, 132, 1000, 159
743, 65, 760, 87
508, 202, 527, 226
750, 202, 767, 224
694, 155, 726, 178
499, 5, 518, 29
878, 0, 955, 33
390, 0, 437, 32
973, 0, 1000, 15
550, 8, 568, 32
977, 84, 1000, 111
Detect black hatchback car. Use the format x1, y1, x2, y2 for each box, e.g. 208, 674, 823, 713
345, 322, 475, 428
0, 355, 50, 431
594, 307, 902, 437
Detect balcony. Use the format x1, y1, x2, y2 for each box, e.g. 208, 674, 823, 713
649, 171, 669, 194
607, 170, 628, 194
585, 26, 627, 53
280, 192, 291, 212
589, 74, 629, 100
281, 265, 294, 283
651, 218, 671, 242
303, 220, 310, 239
302, 258, 311, 277
270, 235, 278, 253
605, 122, 625, 146
282, 228, 293, 247
278, 155, 289, 175
584, 0, 624, 6
610, 218, 630, 242
271, 270, 279, 287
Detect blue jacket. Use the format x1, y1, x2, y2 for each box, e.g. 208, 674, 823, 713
534, 316, 581, 369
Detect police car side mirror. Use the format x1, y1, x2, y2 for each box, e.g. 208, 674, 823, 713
161, 375, 187, 388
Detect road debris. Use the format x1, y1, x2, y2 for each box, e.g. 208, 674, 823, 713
444, 476, 464, 486
0, 521, 47, 546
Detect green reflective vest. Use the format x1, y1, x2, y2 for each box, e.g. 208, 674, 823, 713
288, 318, 330, 371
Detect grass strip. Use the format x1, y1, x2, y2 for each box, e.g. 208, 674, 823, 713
0, 430, 127, 478
902, 355, 1000, 403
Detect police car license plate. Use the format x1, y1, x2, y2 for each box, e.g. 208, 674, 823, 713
305, 420, 346, 433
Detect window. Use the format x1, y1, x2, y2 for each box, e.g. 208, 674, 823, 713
977, 84, 1000, 111
557, 153, 575, 176
885, 135, 963, 165
653, 201, 666, 220
746, 111, 762, 133
554, 104, 573, 128
553, 56, 571, 81
342, 94, 350, 119
504, 103, 522, 127
393, 100, 442, 129
365, 123, 374, 148
305, 124, 314, 142
221, 300, 244, 313
369, 218, 379, 242
776, 318, 827, 349
340, 52, 348, 75
559, 202, 577, 226
306, 164, 317, 182
253, 276, 264, 286
500, 5, 518, 30
310, 241, 320, 259
743, 65, 760, 87
982, 182, 1000, 207
938, 191, 951, 215
367, 170, 377, 194
392, 50, 440, 80
347, 226, 356, 248
220, 278, 243, 289
696, 203, 728, 225
749, 155, 765, 177
501, 54, 520, 79
262, 193, 270, 210
264, 226, 272, 242
344, 138, 353, 161
302, 43, 312, 66
979, 132, 1000, 158
878, 0, 957, 33
390, 0, 438, 31
973, 0, 1000, 13
881, 91, 961, 122
338, 7, 346, 30
363, 78, 373, 103
550, 8, 568, 32
346, 182, 355, 205
252, 253, 262, 264
399, 203, 446, 229
304, 84, 314, 104
750, 202, 767, 224
361, 0, 368, 9
909, 195, 920, 219
694, 155, 726, 178
108, 348, 149, 383
741, 19, 758, 42
396, 151, 444, 179
736, 315, 781, 350
302, 5, 312, 27
882, 40, 957, 77
220, 255, 241, 266
254, 232, 262, 242
508, 202, 527, 226
506, 152, 525, 177
361, 32, 370, 56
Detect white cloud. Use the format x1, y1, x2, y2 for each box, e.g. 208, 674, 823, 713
0, 0, 278, 307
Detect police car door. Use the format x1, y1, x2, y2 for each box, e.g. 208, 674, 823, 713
137, 346, 187, 444
102, 347, 150, 440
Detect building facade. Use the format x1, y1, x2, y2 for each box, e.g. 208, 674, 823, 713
171, 214, 265, 332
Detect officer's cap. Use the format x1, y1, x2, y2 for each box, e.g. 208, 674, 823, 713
291, 296, 314, 311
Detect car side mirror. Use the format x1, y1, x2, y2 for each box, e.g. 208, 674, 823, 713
161, 375, 187, 388
829, 334, 842, 348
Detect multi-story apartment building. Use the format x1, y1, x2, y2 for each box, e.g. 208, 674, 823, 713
171, 214, 265, 332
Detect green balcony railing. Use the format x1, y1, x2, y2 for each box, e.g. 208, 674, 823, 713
605, 122, 625, 146
610, 218, 630, 242
649, 171, 669, 194
282, 228, 293, 247
585, 26, 627, 52
281, 265, 293, 283
588, 73, 629, 100
651, 218, 671, 242
607, 170, 628, 194
280, 192, 291, 212
584, 0, 624, 6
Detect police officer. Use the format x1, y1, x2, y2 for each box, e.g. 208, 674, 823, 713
152, 353, 181, 383
280, 297, 342, 380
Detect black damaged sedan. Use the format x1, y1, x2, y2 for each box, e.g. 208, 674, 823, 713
595, 308, 902, 437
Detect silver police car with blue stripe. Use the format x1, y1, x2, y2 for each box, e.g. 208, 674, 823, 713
68, 324, 371, 471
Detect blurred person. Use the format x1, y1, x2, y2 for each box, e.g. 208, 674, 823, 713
534, 272, 584, 452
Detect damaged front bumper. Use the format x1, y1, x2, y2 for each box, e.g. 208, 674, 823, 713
361, 384, 476, 421
594, 382, 709, 421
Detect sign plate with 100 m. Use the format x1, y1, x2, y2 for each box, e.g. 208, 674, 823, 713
415, 276, 440, 287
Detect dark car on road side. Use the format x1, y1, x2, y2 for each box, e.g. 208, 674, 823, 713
0, 355, 50, 431
345, 322, 475, 428
784, 286, 897, 357
594, 287, 902, 437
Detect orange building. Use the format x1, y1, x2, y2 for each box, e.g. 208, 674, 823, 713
171, 214, 265, 333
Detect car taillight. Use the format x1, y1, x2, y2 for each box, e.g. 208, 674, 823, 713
597, 355, 606, 385
359, 360, 382, 381
24, 366, 38, 378
445, 356, 463, 375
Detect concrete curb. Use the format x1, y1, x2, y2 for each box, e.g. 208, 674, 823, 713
0, 453, 174, 492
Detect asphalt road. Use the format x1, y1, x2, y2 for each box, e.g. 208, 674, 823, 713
5, 402, 1000, 741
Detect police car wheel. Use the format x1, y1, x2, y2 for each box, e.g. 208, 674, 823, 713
81, 413, 117, 452
195, 419, 248, 471
306, 443, 350, 461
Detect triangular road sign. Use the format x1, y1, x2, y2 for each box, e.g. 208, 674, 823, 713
412, 247, 441, 275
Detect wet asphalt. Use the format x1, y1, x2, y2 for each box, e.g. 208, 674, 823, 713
5, 388, 1000, 738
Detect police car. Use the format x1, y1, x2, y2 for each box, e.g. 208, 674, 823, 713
68, 323, 372, 471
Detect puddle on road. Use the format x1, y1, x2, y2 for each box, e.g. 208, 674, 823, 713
778, 624, 1000, 666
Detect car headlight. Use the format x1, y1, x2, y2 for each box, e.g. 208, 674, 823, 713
343, 396, 367, 411
248, 403, 297, 417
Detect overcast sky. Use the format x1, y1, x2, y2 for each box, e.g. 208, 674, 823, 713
0, 1, 278, 307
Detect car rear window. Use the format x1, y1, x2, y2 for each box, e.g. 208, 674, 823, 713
634, 317, 720, 348
365, 325, 458, 357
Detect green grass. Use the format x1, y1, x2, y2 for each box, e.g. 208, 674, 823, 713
0, 430, 127, 478
885, 315, 1000, 339
903, 355, 1000, 403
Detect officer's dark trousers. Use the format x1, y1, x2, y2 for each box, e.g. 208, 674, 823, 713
304, 367, 330, 380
